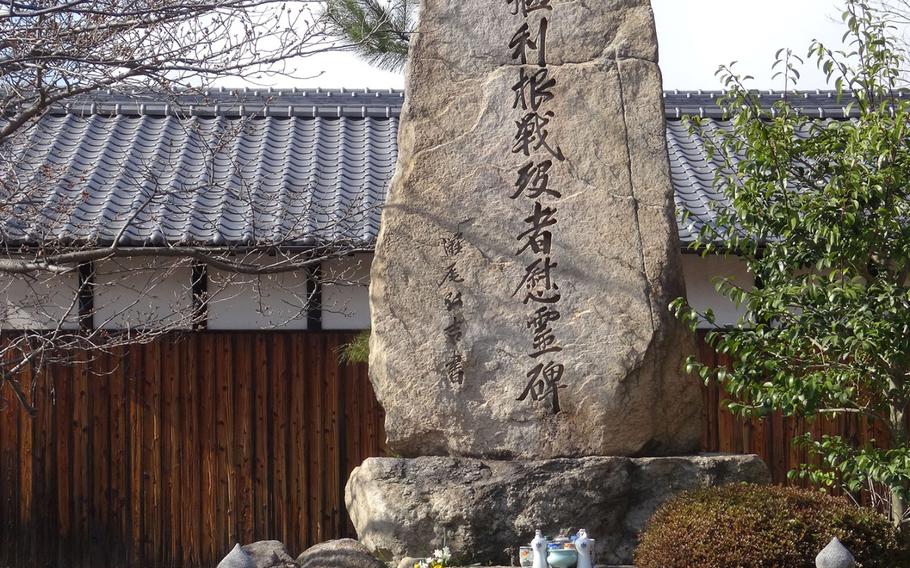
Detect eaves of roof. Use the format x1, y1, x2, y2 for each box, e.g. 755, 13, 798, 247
44, 87, 893, 119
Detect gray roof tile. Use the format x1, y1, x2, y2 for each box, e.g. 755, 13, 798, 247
0, 88, 856, 248
2, 90, 401, 247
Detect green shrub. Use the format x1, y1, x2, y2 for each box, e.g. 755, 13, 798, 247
633, 484, 906, 568
338, 330, 370, 365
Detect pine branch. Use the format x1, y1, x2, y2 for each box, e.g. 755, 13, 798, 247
323, 0, 415, 71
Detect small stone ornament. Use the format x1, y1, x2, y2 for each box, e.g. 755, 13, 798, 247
816, 537, 855, 568
216, 544, 255, 568
530, 530, 549, 568
574, 529, 592, 568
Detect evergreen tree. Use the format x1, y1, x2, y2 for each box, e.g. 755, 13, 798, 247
324, 0, 416, 71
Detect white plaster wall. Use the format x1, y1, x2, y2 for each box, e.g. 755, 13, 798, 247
322, 254, 371, 330
0, 252, 748, 332
0, 272, 80, 330
95, 257, 193, 330
207, 266, 310, 330
680, 253, 753, 328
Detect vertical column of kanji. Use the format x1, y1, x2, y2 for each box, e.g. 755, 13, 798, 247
437, 232, 467, 386
506, 0, 567, 414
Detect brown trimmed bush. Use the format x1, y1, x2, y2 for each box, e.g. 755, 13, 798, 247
633, 484, 906, 568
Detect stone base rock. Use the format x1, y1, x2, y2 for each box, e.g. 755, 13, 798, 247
346, 455, 769, 566
297, 539, 385, 568
241, 541, 297, 568
218, 544, 256, 568
218, 542, 297, 568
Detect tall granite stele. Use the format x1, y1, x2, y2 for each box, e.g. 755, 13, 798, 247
372, 0, 699, 461
347, 0, 769, 565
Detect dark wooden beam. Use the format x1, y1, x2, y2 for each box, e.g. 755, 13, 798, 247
306, 264, 323, 331
78, 261, 94, 331
192, 262, 208, 330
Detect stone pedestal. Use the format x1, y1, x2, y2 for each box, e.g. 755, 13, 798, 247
346, 455, 770, 566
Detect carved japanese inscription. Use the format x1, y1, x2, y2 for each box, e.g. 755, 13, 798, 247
439, 232, 466, 385
507, 1, 566, 414
370, 0, 703, 459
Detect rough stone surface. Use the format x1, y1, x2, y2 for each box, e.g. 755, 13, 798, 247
297, 538, 385, 568
370, 0, 701, 459
218, 544, 256, 568
816, 537, 856, 568
240, 541, 297, 568
346, 455, 770, 566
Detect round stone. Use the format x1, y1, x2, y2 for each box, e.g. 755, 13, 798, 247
815, 537, 855, 568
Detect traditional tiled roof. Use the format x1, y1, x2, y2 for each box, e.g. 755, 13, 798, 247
1, 89, 402, 248
0, 88, 871, 248
661, 90, 908, 243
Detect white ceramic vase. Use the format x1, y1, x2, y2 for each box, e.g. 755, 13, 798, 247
531, 530, 549, 568
575, 529, 593, 568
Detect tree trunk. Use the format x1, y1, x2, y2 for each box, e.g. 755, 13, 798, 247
890, 401, 908, 527
892, 486, 907, 528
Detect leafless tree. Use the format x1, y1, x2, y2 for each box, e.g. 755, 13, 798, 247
0, 0, 390, 413
0, 0, 346, 139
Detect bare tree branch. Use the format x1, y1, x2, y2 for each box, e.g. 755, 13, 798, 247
0, 0, 390, 410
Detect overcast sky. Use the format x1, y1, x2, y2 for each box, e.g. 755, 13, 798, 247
256, 0, 851, 91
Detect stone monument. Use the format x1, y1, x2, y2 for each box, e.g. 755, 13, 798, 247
369, 0, 700, 460
348, 0, 769, 564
